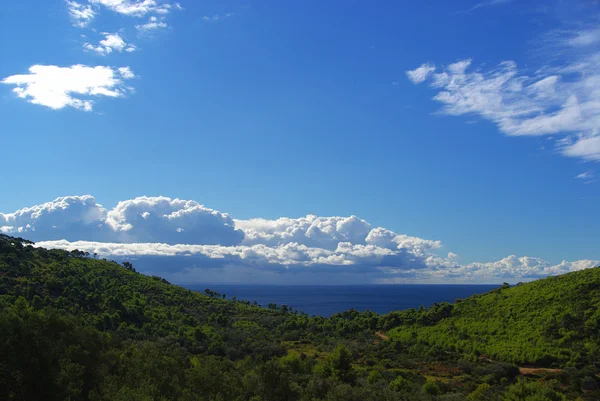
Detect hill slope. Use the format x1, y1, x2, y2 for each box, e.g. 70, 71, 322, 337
383, 269, 600, 367
1, 234, 598, 400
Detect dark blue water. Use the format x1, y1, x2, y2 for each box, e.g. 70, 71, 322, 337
179, 284, 498, 317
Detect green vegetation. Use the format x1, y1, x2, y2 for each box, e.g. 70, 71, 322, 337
1, 234, 599, 400
384, 270, 600, 367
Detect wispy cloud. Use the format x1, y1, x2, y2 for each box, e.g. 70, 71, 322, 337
201, 13, 234, 22
84, 32, 136, 55
118, 66, 135, 79
88, 0, 173, 17
567, 28, 600, 47
406, 63, 435, 84
575, 171, 595, 184
407, 27, 600, 162
575, 171, 593, 180
135, 16, 168, 31
464, 0, 514, 13
1, 65, 135, 111
66, 0, 96, 27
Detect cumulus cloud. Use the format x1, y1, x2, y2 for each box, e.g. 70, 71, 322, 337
104, 196, 244, 245
136, 16, 168, 31
1, 195, 243, 246
4, 195, 597, 284
236, 215, 373, 250
407, 27, 600, 162
66, 0, 96, 27
0, 196, 108, 241
84, 32, 136, 55
444, 256, 600, 281
1, 65, 135, 111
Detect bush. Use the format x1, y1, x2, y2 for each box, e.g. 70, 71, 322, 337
422, 381, 441, 396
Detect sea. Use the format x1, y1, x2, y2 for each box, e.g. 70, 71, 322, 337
179, 284, 498, 317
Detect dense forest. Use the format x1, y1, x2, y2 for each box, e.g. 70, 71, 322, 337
1, 234, 599, 400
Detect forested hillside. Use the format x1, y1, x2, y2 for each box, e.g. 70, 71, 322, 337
1, 234, 599, 400
384, 269, 600, 367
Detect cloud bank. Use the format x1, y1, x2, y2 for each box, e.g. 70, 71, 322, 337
2, 195, 596, 284
407, 27, 600, 162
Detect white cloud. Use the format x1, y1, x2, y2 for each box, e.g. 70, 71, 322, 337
407, 28, 600, 162
406, 63, 435, 84
575, 171, 595, 183
1, 65, 135, 111
34, 240, 401, 268
444, 255, 599, 281
104, 196, 244, 245
567, 28, 600, 47
66, 0, 96, 27
118, 66, 136, 79
136, 16, 168, 31
563, 136, 600, 162
466, 0, 514, 12
201, 13, 234, 22
89, 0, 172, 17
84, 33, 137, 56
575, 171, 593, 180
1, 195, 243, 246
0, 196, 108, 241
4, 195, 598, 284
235, 215, 373, 250
34, 239, 598, 284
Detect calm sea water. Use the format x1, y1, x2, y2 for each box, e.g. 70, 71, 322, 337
179, 284, 498, 317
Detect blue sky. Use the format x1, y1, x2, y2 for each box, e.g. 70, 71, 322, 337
1, 0, 599, 283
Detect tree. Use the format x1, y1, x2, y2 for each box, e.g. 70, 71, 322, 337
328, 344, 355, 383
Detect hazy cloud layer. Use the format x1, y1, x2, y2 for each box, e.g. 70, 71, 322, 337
407, 27, 600, 162
1, 65, 135, 111
3, 195, 597, 283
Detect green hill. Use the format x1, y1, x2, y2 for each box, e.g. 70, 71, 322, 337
1, 234, 598, 400
382, 269, 600, 368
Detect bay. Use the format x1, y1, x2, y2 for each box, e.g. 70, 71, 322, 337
179, 284, 498, 317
